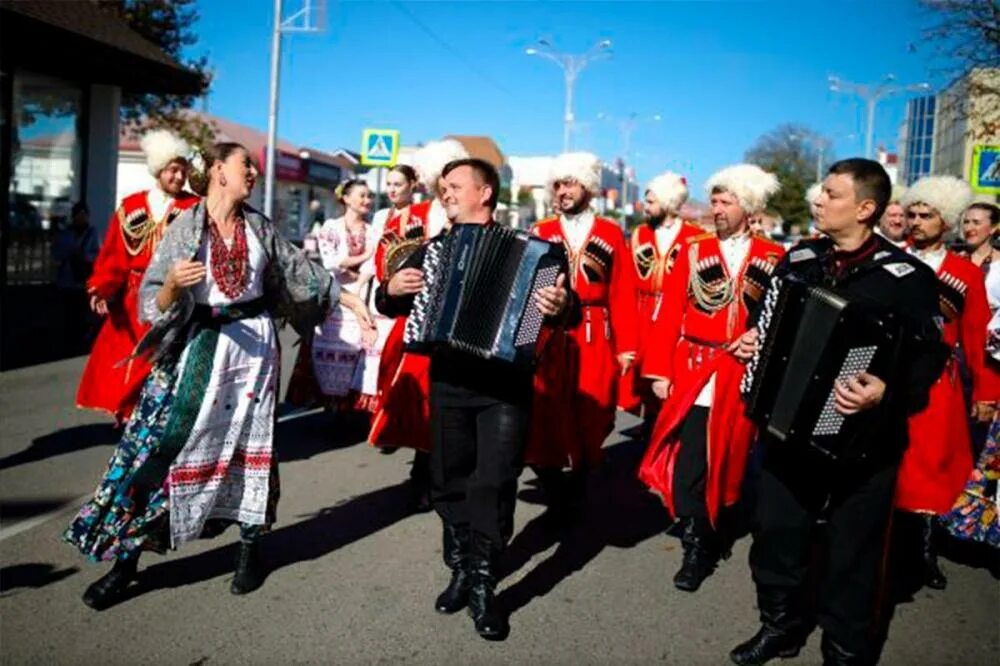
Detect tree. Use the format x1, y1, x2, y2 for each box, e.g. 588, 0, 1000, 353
744, 124, 830, 231
918, 1, 1000, 140
97, 0, 215, 150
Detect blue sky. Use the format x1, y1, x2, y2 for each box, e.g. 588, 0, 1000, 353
191, 0, 952, 193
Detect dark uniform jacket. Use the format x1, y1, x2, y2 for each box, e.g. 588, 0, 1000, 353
751, 233, 948, 474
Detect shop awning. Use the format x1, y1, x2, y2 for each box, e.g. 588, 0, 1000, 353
0, 0, 204, 94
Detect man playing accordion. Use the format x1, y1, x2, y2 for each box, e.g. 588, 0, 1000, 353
375, 158, 576, 642
730, 159, 946, 666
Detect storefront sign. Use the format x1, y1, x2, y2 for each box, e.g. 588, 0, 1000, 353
259, 147, 306, 182
305, 160, 342, 187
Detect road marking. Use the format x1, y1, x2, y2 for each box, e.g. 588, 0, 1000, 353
0, 407, 328, 542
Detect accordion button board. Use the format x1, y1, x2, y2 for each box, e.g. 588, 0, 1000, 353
743, 275, 905, 461
403, 224, 568, 367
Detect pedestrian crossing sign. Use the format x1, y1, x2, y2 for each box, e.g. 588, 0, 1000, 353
360, 128, 400, 167
972, 145, 1000, 194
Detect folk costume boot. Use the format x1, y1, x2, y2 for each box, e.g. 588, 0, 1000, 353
467, 531, 509, 641
729, 586, 807, 665
921, 515, 947, 590
231, 540, 265, 595
82, 554, 139, 611
435, 523, 471, 614
820, 634, 871, 666
674, 517, 721, 592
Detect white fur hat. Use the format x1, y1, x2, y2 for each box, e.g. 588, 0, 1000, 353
804, 183, 822, 206
646, 171, 689, 214
902, 175, 972, 227
889, 184, 907, 204
548, 152, 602, 194
706, 164, 780, 215
140, 129, 190, 177
411, 139, 469, 189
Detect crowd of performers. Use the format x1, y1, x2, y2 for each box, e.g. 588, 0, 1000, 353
64, 128, 998, 664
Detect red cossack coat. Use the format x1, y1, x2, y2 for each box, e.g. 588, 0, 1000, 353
619, 220, 703, 413
896, 251, 1000, 514
76, 190, 199, 421
639, 233, 785, 526
526, 215, 638, 469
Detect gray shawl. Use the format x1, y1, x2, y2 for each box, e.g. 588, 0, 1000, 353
136, 200, 339, 362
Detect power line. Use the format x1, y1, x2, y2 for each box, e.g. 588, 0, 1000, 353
390, 1, 513, 96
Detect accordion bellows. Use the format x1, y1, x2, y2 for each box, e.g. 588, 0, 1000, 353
404, 224, 568, 366
742, 275, 905, 461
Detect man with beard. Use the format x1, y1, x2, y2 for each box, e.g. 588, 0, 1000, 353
639, 164, 784, 592
527, 152, 638, 517
729, 159, 946, 666
76, 129, 199, 423
377, 158, 574, 641
895, 176, 998, 592
620, 171, 702, 434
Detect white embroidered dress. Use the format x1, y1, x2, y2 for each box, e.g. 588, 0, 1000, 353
167, 227, 278, 546
312, 217, 377, 398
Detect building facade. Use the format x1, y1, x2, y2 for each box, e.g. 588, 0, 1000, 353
898, 95, 936, 185
0, 1, 202, 369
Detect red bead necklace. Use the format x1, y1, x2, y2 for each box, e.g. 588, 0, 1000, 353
208, 213, 250, 299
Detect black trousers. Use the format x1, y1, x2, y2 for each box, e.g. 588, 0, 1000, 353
750, 448, 897, 659
429, 381, 530, 545
673, 406, 710, 520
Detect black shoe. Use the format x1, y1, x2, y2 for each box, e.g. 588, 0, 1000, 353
820, 634, 869, 666
673, 547, 718, 592
379, 446, 398, 455
82, 557, 138, 611
435, 523, 471, 613
467, 532, 509, 641
730, 625, 804, 665
435, 568, 472, 614
673, 518, 719, 592
231, 541, 265, 595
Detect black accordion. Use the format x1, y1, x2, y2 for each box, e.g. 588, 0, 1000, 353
403, 223, 568, 366
741, 275, 905, 460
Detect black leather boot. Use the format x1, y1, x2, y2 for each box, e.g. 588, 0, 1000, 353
673, 517, 720, 592
231, 541, 265, 595
820, 633, 871, 666
435, 523, 471, 613
921, 515, 947, 590
730, 586, 806, 665
82, 555, 138, 610
467, 531, 509, 641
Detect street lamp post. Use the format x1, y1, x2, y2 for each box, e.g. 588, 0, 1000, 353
599, 112, 661, 222
525, 38, 613, 153
828, 74, 931, 159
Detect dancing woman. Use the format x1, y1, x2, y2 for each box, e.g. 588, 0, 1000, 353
64, 142, 374, 610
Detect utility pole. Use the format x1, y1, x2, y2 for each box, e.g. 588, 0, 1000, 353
264, 0, 324, 221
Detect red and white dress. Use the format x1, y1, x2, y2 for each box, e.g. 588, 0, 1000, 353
639, 232, 785, 526
76, 188, 199, 421
620, 218, 702, 413
527, 213, 638, 469
367, 199, 441, 451
897, 248, 1000, 514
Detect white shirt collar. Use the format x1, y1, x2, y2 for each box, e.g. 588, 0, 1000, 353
560, 211, 595, 252
909, 244, 946, 266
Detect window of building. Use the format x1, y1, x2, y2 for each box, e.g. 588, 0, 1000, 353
7, 72, 84, 286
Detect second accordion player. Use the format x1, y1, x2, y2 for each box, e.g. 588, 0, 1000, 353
741, 274, 905, 461
403, 223, 568, 367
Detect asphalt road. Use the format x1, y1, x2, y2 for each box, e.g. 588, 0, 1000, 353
1, 334, 997, 665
